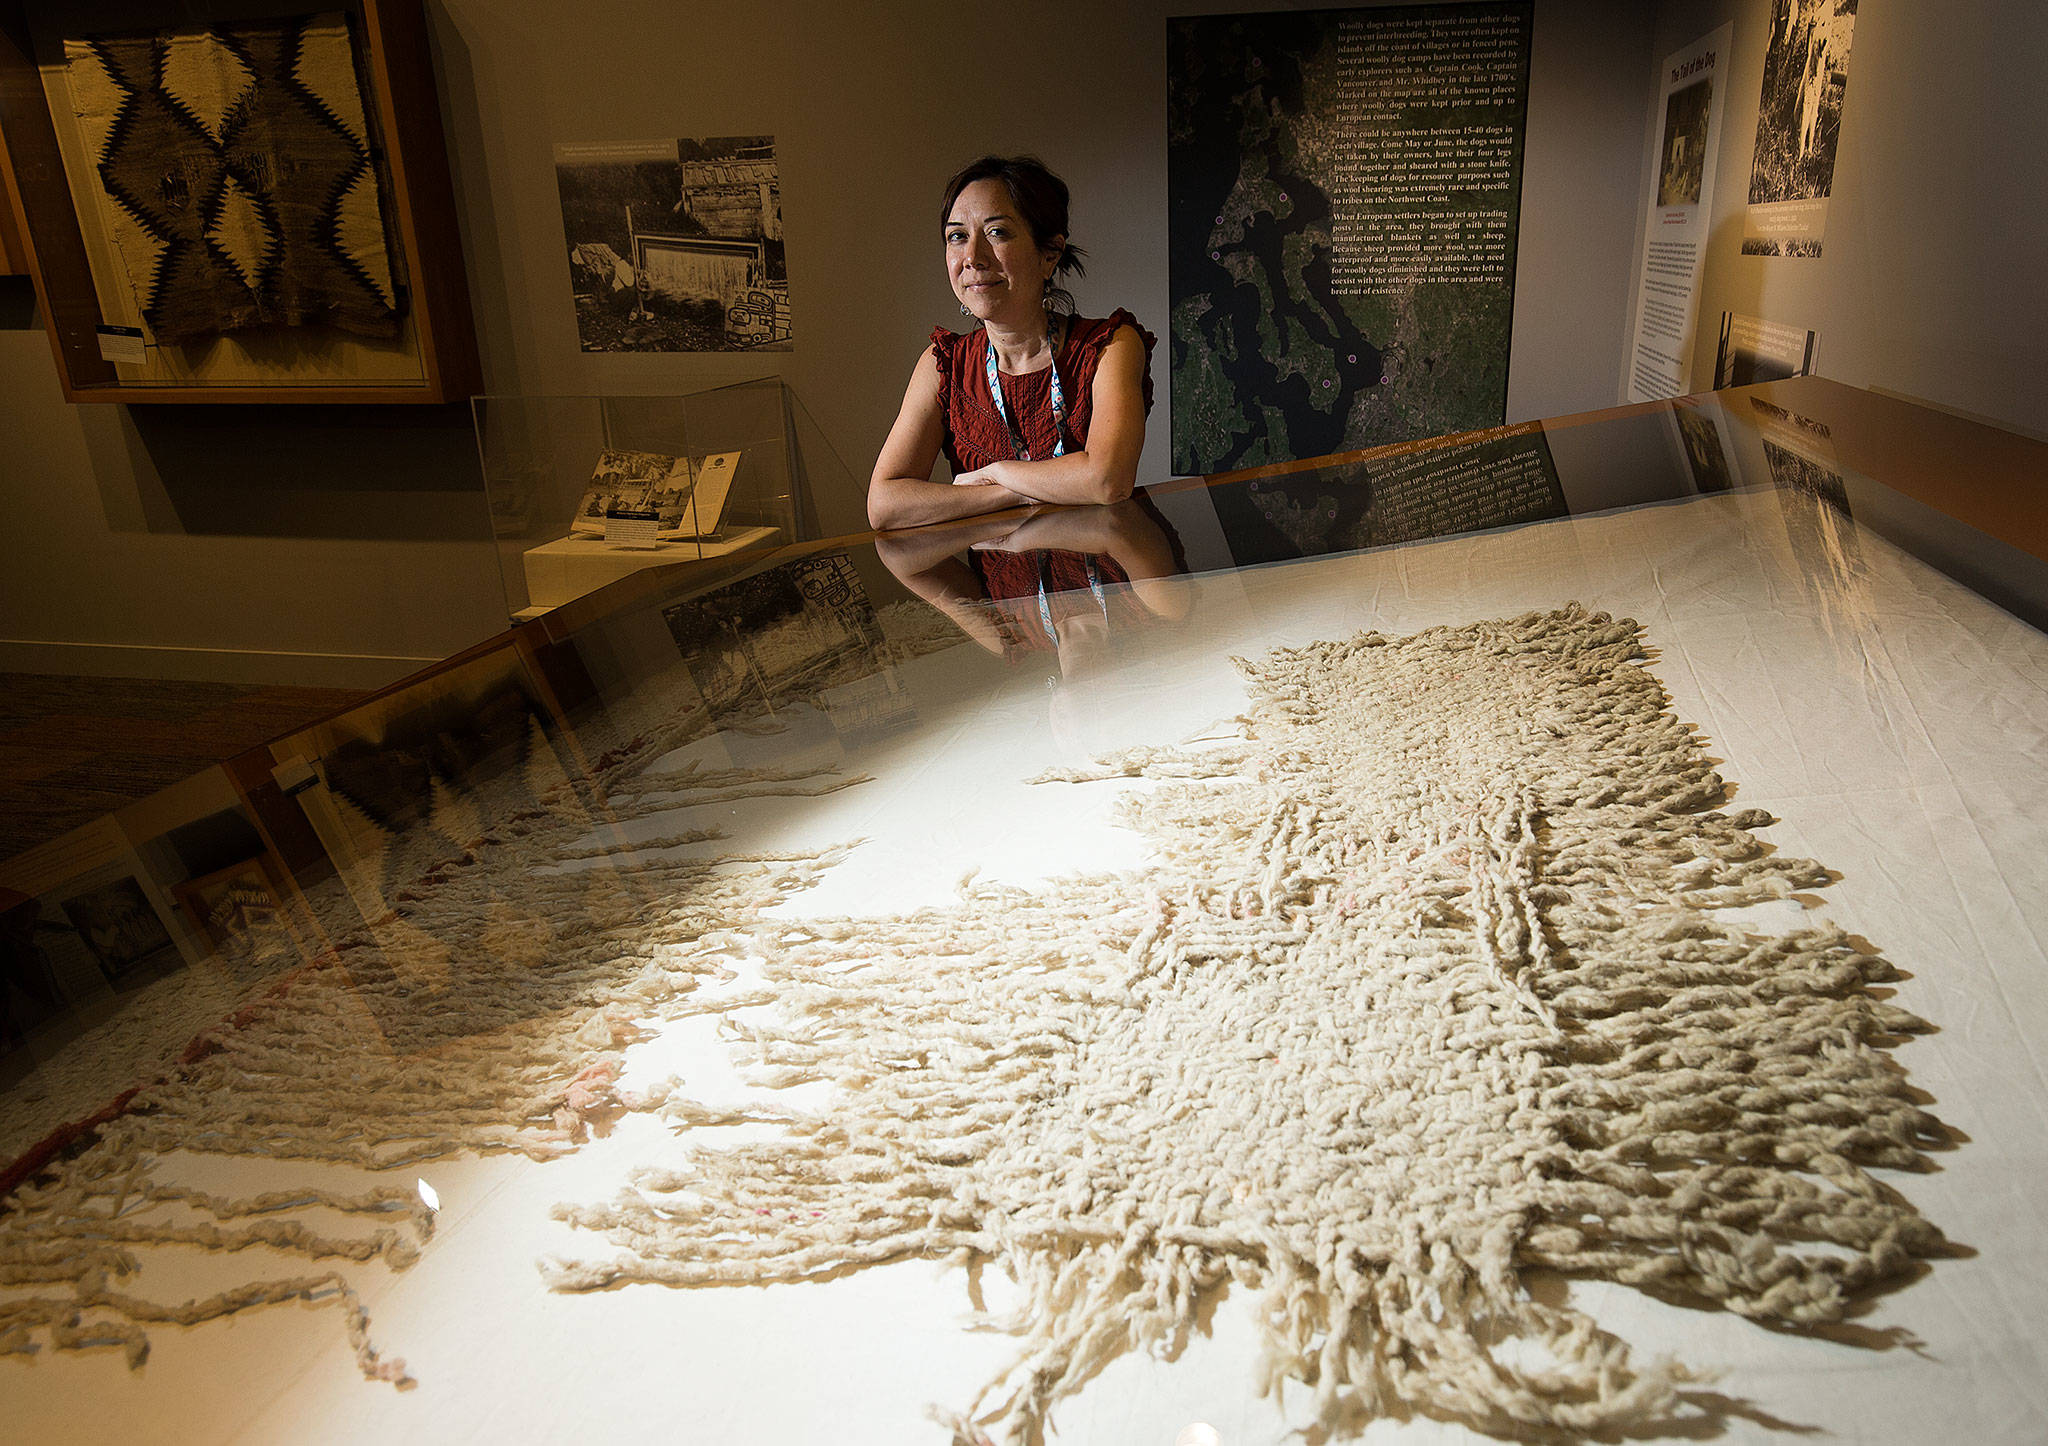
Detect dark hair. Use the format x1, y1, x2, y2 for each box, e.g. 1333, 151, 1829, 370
940, 154, 1088, 313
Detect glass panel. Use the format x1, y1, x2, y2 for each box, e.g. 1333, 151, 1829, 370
471, 378, 829, 623
6, 379, 2048, 1440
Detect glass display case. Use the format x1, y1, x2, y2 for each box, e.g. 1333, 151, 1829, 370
470, 377, 837, 622
4, 378, 2047, 1444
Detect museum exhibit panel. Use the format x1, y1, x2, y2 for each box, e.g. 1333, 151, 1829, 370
3, 375, 2047, 1443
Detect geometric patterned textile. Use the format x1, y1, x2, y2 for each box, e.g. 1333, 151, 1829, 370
551, 607, 1953, 1441
63, 14, 403, 342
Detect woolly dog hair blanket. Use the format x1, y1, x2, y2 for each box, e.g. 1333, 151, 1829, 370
0, 682, 864, 1381
548, 605, 1951, 1439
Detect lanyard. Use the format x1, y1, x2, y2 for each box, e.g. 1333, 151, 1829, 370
1034, 554, 1108, 649
984, 316, 1068, 461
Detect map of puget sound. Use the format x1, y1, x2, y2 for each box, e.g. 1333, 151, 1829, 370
1168, 3, 1532, 476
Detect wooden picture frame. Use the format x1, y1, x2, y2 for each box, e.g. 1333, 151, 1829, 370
0, 161, 24, 273
0, 0, 479, 403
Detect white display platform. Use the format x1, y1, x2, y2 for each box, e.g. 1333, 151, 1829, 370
10, 487, 2048, 1444
520, 526, 781, 609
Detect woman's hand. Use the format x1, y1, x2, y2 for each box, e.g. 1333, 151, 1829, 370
963, 326, 1148, 508
868, 347, 1035, 529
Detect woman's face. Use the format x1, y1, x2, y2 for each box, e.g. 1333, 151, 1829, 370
946, 178, 1061, 324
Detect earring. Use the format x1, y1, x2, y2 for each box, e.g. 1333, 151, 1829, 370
960, 302, 974, 317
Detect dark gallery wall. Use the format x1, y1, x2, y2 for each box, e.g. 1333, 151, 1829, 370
8, 0, 2037, 687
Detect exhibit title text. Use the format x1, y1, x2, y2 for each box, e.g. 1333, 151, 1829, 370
1670, 52, 1716, 84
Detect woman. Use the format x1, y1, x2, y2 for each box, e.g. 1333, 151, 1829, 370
874, 494, 1190, 667
868, 156, 1156, 531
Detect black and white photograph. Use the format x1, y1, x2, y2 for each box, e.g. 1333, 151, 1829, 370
572, 449, 744, 539
1753, 398, 1863, 594
556, 136, 791, 353
1673, 397, 1738, 492
1743, 0, 1856, 256
572, 449, 688, 534
59, 877, 183, 992
662, 555, 887, 726
1656, 78, 1713, 207
1761, 436, 1850, 514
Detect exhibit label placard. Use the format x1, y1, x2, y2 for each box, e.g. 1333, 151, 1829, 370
1623, 24, 1733, 403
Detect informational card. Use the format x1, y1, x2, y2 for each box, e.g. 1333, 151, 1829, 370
1714, 310, 1818, 387
1623, 24, 1733, 403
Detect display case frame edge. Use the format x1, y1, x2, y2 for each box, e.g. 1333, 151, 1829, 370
0, 119, 27, 273
0, 0, 480, 405
0, 3, 119, 392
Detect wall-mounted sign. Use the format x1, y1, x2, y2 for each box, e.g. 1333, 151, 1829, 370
1167, 2, 1532, 475
1624, 24, 1734, 403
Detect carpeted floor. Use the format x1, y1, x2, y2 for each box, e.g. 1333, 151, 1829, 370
0, 674, 362, 862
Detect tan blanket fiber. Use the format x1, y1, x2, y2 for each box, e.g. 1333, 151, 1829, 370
549, 605, 1950, 1440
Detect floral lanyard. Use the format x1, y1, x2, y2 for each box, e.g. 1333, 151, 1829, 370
982, 317, 1105, 650
983, 314, 1069, 462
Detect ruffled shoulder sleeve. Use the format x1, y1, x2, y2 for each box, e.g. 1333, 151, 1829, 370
1069, 308, 1158, 414
927, 325, 965, 419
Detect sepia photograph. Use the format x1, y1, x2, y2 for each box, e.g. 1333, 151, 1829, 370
1657, 77, 1713, 207
556, 136, 792, 352
662, 555, 886, 726
1744, 0, 1856, 255
572, 449, 743, 539
573, 449, 687, 533
59, 877, 183, 991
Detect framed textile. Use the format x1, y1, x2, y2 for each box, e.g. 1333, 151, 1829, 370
170, 855, 291, 951
62, 13, 404, 343
0, 0, 478, 403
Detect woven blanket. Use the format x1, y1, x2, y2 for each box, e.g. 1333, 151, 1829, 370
64, 15, 402, 342
0, 605, 1949, 1438
548, 605, 1950, 1439
0, 661, 851, 1381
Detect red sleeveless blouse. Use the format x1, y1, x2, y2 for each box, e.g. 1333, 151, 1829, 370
927, 309, 1157, 475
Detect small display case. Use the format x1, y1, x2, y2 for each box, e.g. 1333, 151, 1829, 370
470, 377, 824, 622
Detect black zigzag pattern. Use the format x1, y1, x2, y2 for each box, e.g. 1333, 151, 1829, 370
77, 14, 404, 343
